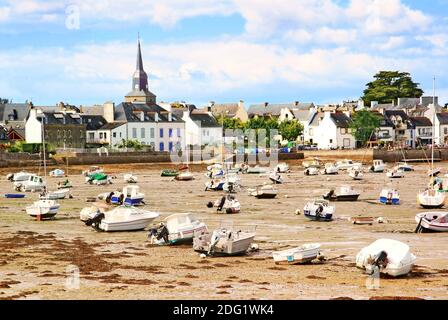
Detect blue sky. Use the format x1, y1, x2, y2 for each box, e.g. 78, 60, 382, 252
0, 0, 447, 108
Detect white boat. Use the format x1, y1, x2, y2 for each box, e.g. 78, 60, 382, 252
82, 166, 104, 177
428, 168, 441, 177
386, 168, 404, 179
49, 169, 65, 177
370, 160, 385, 173
303, 200, 335, 222
247, 166, 270, 174
207, 195, 241, 214
322, 163, 339, 175
7, 171, 33, 182
415, 212, 448, 233
336, 159, 362, 171
123, 173, 137, 184
349, 167, 363, 180
269, 172, 284, 184
304, 167, 319, 176
205, 179, 225, 191
110, 185, 145, 206
323, 185, 360, 202
85, 206, 159, 232
175, 171, 195, 181
80, 204, 109, 222
26, 198, 60, 219
42, 188, 70, 200
355, 239, 416, 277
207, 163, 223, 172
397, 162, 414, 172
272, 244, 321, 265
418, 188, 445, 209
193, 228, 256, 256
250, 185, 278, 199
14, 174, 46, 192
302, 158, 323, 169
275, 162, 289, 173
149, 213, 208, 245
379, 188, 400, 205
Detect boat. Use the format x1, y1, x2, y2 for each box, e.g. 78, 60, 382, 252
322, 163, 339, 175
379, 188, 400, 205
110, 185, 145, 206
80, 204, 109, 222
269, 172, 284, 184
207, 163, 223, 172
57, 179, 73, 189
272, 244, 321, 265
246, 166, 270, 174
336, 159, 362, 171
418, 189, 446, 209
161, 169, 179, 177
397, 162, 414, 172
303, 200, 335, 221
149, 213, 208, 245
13, 174, 46, 192
428, 168, 441, 177
415, 212, 448, 233
4, 194, 26, 199
355, 239, 416, 277
275, 162, 289, 173
222, 174, 241, 193
386, 168, 404, 179
370, 160, 385, 173
42, 188, 70, 200
205, 169, 225, 179
207, 195, 241, 214
82, 166, 103, 177
351, 217, 376, 225
85, 206, 159, 232
26, 198, 60, 220
349, 167, 364, 180
302, 158, 323, 169
323, 185, 360, 202
7, 171, 33, 182
175, 171, 195, 181
250, 185, 278, 199
193, 227, 256, 256
205, 179, 225, 191
49, 169, 65, 177
124, 173, 137, 184
86, 172, 111, 185
304, 166, 319, 176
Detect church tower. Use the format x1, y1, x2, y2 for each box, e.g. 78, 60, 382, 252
125, 37, 156, 104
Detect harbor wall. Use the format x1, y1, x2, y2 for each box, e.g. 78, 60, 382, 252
303, 149, 373, 162
373, 149, 448, 163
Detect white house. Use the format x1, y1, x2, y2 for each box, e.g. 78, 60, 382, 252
313, 112, 356, 150
435, 113, 448, 145
410, 117, 433, 146
181, 106, 222, 147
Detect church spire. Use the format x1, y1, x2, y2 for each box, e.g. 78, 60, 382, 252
132, 35, 148, 92
136, 34, 144, 72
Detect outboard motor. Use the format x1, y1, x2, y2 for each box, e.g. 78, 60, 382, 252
148, 224, 170, 244
367, 251, 388, 275
7, 173, 14, 181
206, 201, 214, 208
315, 204, 324, 219
105, 192, 114, 204
85, 212, 105, 231
217, 196, 226, 212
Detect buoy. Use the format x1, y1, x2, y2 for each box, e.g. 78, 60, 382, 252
250, 244, 259, 251
199, 253, 207, 259
284, 195, 289, 198
377, 217, 385, 224
295, 209, 301, 215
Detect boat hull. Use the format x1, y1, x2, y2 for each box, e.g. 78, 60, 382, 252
324, 195, 359, 202
379, 197, 400, 205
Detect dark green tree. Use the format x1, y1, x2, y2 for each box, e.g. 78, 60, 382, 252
349, 110, 382, 146
362, 71, 424, 106
278, 120, 303, 141
217, 116, 245, 130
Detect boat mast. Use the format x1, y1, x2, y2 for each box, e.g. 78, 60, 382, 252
42, 115, 47, 181
432, 76, 435, 178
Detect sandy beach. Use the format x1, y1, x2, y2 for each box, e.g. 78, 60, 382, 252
0, 161, 447, 300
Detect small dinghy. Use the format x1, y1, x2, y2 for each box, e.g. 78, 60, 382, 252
26, 198, 60, 220
322, 163, 338, 175
193, 227, 256, 256
304, 167, 319, 176
303, 200, 335, 222
336, 159, 362, 171
351, 217, 376, 225
4, 194, 26, 199
14, 175, 46, 192
370, 160, 385, 173
397, 162, 414, 172
250, 185, 278, 199
349, 167, 363, 180
418, 188, 446, 209
269, 172, 284, 184
205, 169, 225, 179
302, 158, 323, 169
110, 185, 145, 206
275, 162, 289, 173
86, 206, 159, 232
149, 213, 208, 245
205, 179, 225, 191
386, 168, 404, 179
380, 188, 400, 205
161, 169, 179, 177
323, 185, 360, 202
42, 188, 70, 200
207, 163, 223, 172
86, 172, 111, 185
247, 166, 269, 174
415, 212, 448, 233
272, 244, 322, 265
356, 239, 416, 277
124, 173, 137, 184
7, 171, 33, 182
49, 169, 65, 177
82, 166, 103, 177
175, 171, 195, 181
207, 195, 241, 214
57, 179, 73, 189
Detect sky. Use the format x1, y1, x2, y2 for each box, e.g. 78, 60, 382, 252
0, 0, 448, 108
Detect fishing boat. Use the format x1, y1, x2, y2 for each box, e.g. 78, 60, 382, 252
4, 194, 26, 199
110, 185, 145, 206
42, 188, 70, 200
250, 185, 278, 199
275, 162, 290, 173
272, 244, 321, 265
207, 195, 241, 214
323, 185, 360, 202
246, 166, 270, 174
193, 227, 256, 256
370, 160, 385, 173
397, 162, 414, 172
269, 172, 284, 184
82, 166, 103, 177
175, 171, 195, 181
149, 213, 208, 245
348, 167, 363, 180
14, 174, 46, 192
161, 169, 179, 177
205, 179, 225, 191
415, 212, 448, 233
355, 239, 416, 277
124, 173, 137, 184
336, 159, 362, 171
49, 169, 65, 177
7, 171, 33, 182
85, 206, 159, 232
322, 163, 339, 175
303, 200, 335, 221
386, 168, 404, 179
26, 198, 60, 220
304, 166, 319, 176
302, 158, 323, 169
379, 188, 400, 205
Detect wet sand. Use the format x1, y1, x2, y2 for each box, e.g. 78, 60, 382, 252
0, 161, 447, 300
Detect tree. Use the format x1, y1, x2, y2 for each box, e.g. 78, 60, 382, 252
349, 110, 382, 146
217, 116, 245, 130
279, 120, 303, 142
115, 139, 143, 150
362, 71, 424, 106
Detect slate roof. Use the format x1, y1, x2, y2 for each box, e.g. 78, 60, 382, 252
0, 103, 31, 123
410, 117, 433, 127
437, 113, 448, 125
37, 112, 84, 125
114, 102, 183, 123
384, 110, 410, 121
248, 102, 314, 117
190, 111, 221, 128
81, 115, 108, 130
330, 113, 352, 128
100, 123, 126, 130
292, 109, 313, 122
210, 103, 239, 118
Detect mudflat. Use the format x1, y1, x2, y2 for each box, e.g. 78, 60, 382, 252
0, 162, 447, 300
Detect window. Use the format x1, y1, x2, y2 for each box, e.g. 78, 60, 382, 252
177, 128, 181, 138
169, 142, 173, 152
169, 128, 173, 138
150, 128, 155, 139
160, 128, 164, 138
309, 128, 313, 136
159, 142, 164, 151
141, 128, 145, 138
100, 132, 104, 139
329, 139, 333, 144
132, 128, 137, 139
89, 132, 95, 141
445, 128, 448, 135
119, 132, 122, 138
113, 132, 117, 138
343, 138, 351, 148
103, 132, 106, 140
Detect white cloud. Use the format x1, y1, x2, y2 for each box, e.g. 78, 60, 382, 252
0, 7, 11, 21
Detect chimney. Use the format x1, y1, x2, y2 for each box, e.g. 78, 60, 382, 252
264, 102, 269, 107
155, 112, 159, 122
294, 101, 299, 107
103, 102, 115, 123
238, 100, 244, 109
168, 112, 172, 122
